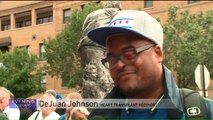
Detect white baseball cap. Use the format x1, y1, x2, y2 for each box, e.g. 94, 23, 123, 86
87, 10, 163, 48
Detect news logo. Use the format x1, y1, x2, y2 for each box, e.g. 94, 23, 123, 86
10, 98, 37, 109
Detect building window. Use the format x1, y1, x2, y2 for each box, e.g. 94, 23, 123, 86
16, 21, 23, 28
80, 4, 85, 10
63, 8, 71, 24
37, 16, 53, 24
95, 0, 101, 4
0, 36, 11, 53
25, 20, 31, 27
36, 6, 53, 25
1, 15, 10, 31
39, 44, 46, 60
144, 0, 153, 8
2, 24, 10, 31
41, 74, 47, 91
0, 46, 9, 53
61, 77, 70, 87
188, 0, 200, 4
15, 11, 31, 28
16, 45, 29, 53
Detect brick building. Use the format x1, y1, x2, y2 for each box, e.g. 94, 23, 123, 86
0, 1, 212, 98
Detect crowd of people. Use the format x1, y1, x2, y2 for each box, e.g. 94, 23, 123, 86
0, 87, 89, 120
1, 1, 213, 120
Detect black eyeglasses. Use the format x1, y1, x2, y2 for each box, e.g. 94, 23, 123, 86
101, 44, 155, 69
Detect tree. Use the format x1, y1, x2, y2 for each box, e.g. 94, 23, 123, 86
163, 5, 213, 88
0, 48, 44, 98
44, 2, 103, 87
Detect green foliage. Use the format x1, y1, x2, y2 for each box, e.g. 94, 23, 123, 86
0, 48, 44, 98
44, 2, 103, 87
163, 5, 213, 88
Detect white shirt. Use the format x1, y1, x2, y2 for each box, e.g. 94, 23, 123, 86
28, 111, 60, 120
3, 105, 20, 120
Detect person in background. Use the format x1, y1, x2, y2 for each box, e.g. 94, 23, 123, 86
45, 89, 66, 115
28, 93, 60, 120
0, 87, 11, 120
45, 89, 57, 98
58, 92, 89, 120
3, 91, 20, 120
78, 1, 121, 99
20, 107, 35, 120
56, 93, 63, 100
70, 107, 89, 120
55, 92, 66, 116
87, 10, 213, 119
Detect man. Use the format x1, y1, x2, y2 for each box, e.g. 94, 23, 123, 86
45, 89, 57, 98
0, 87, 11, 120
87, 10, 213, 119
78, 1, 121, 98
45, 89, 65, 115
3, 91, 20, 120
58, 92, 89, 120
28, 93, 60, 120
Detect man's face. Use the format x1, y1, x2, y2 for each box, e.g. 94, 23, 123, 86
71, 110, 87, 120
1, 93, 10, 109
65, 96, 73, 111
40, 98, 53, 115
106, 34, 163, 98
